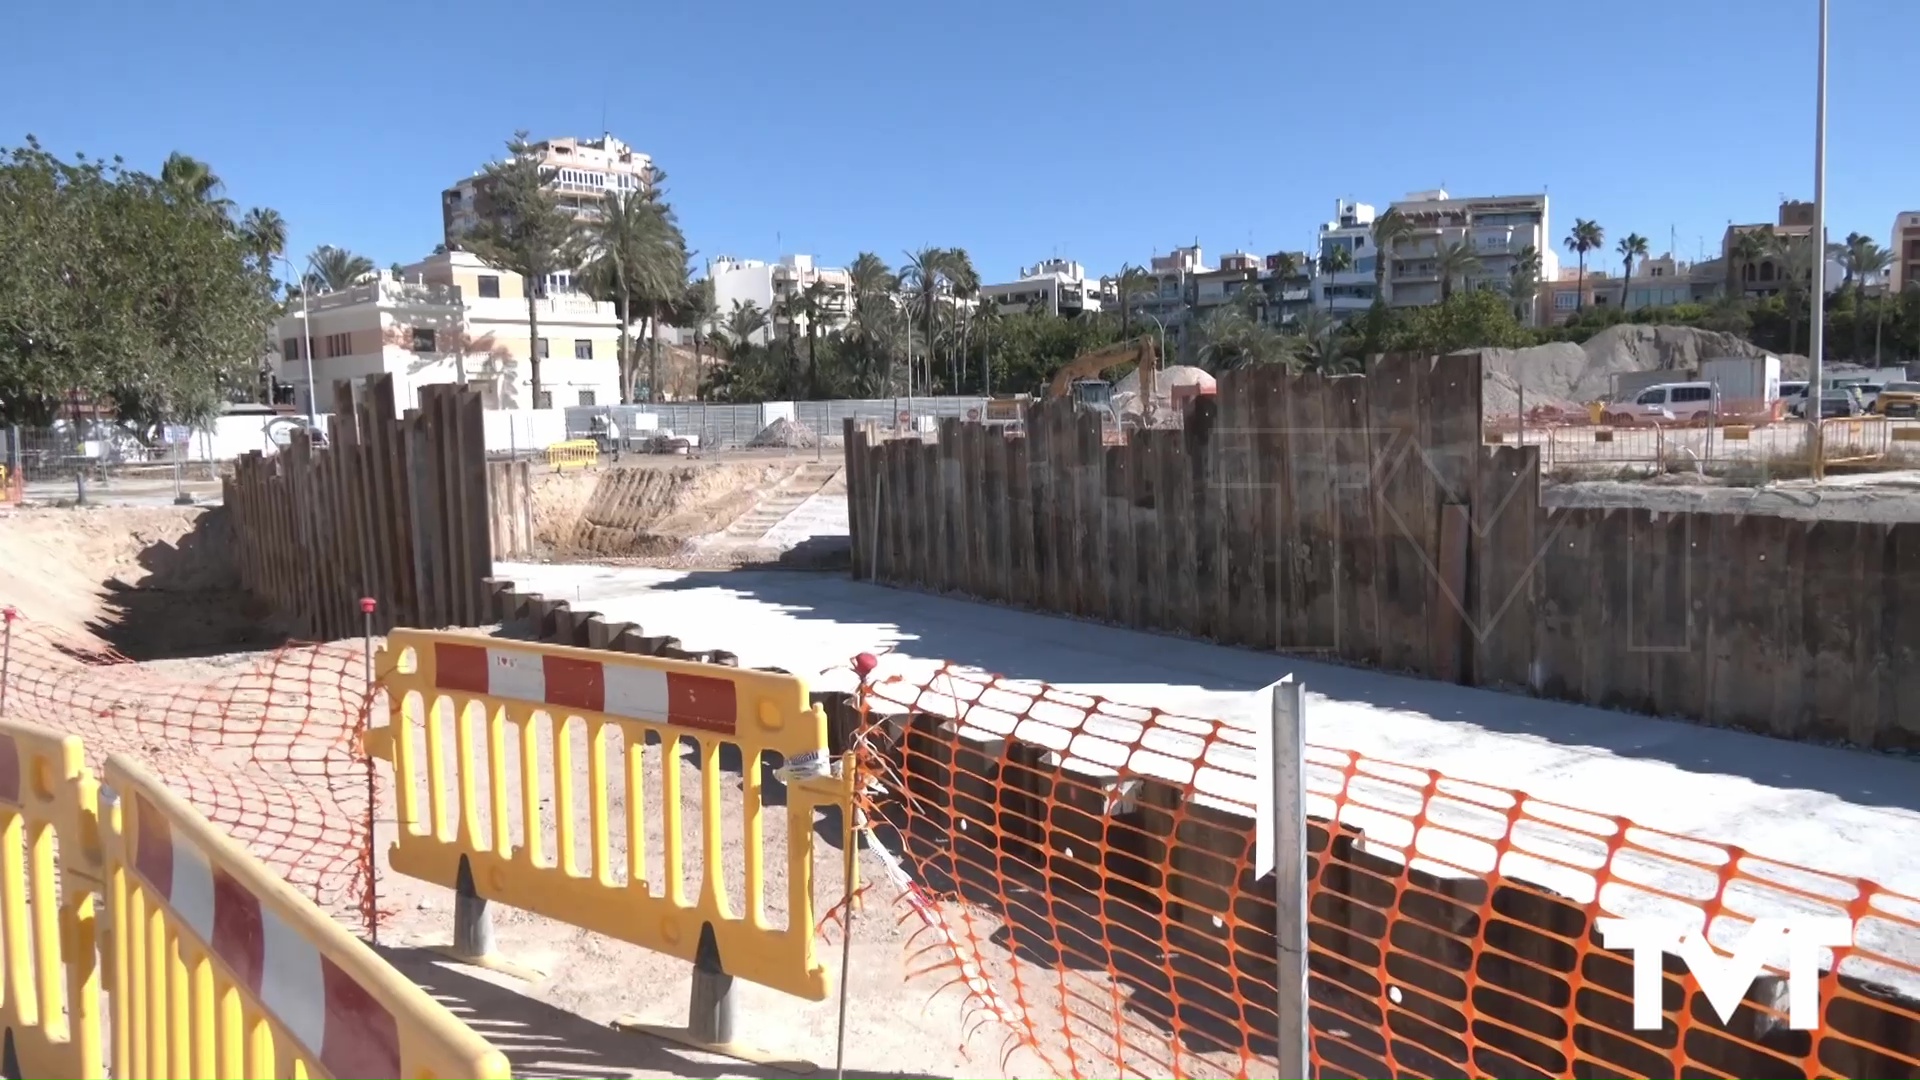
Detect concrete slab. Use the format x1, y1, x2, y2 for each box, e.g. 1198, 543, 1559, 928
497, 561, 1920, 900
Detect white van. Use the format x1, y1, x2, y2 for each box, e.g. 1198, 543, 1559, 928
1604, 382, 1719, 426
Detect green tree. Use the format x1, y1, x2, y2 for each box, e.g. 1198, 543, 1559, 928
797, 278, 836, 398
678, 277, 718, 400
1564, 218, 1604, 311
1770, 230, 1814, 356
577, 176, 686, 402
305, 245, 375, 293
159, 152, 233, 214
1436, 240, 1481, 302
239, 208, 287, 273
1391, 290, 1528, 354
1317, 245, 1353, 316
1729, 228, 1772, 297
846, 252, 900, 394
1616, 232, 1650, 309
0, 139, 277, 427
1370, 209, 1413, 306
899, 247, 977, 392
1834, 232, 1892, 360
1110, 263, 1158, 336
464, 130, 581, 407
1509, 245, 1543, 323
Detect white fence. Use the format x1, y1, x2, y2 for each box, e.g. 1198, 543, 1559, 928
565, 397, 990, 449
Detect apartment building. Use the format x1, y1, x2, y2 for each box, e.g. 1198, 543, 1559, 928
1312, 200, 1379, 320
275, 251, 628, 413
1261, 251, 1314, 325
1722, 200, 1816, 299
1382, 190, 1553, 311
707, 254, 852, 345
1894, 210, 1920, 293
1538, 254, 1698, 324
442, 134, 654, 245
980, 259, 1108, 315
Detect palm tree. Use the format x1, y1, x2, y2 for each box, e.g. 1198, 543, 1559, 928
970, 298, 1002, 395
1729, 228, 1772, 297
899, 247, 977, 393
239, 207, 287, 276
847, 252, 898, 392
160, 152, 233, 214
577, 185, 686, 402
1110, 263, 1158, 336
723, 299, 769, 360
1317, 245, 1353, 317
678, 278, 719, 400
1564, 219, 1605, 311
1436, 241, 1482, 302
1616, 233, 1650, 310
1834, 233, 1893, 361
1509, 245, 1543, 323
772, 290, 804, 396
464, 130, 582, 407
306, 245, 375, 293
1771, 231, 1815, 356
1370, 210, 1414, 306
796, 278, 838, 398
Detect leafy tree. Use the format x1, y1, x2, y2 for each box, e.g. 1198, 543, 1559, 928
577, 177, 686, 401
1729, 228, 1772, 295
160, 152, 233, 215
464, 130, 581, 406
1564, 218, 1604, 311
1436, 240, 1481, 302
1509, 245, 1542, 323
1370, 209, 1413, 304
1834, 232, 1892, 360
677, 277, 718, 399
1195, 306, 1294, 371
1390, 289, 1529, 354
0, 138, 278, 428
305, 245, 375, 293
1616, 232, 1649, 308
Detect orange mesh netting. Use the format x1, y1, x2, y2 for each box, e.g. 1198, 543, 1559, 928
0, 610, 374, 925
851, 661, 1920, 1080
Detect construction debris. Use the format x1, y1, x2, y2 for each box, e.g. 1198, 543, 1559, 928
748, 416, 818, 449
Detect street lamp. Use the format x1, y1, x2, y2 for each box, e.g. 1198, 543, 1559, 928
1808, 0, 1829, 478
278, 254, 319, 427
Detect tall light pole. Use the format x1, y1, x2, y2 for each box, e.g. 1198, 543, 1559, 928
1809, 0, 1829, 479
279, 254, 319, 427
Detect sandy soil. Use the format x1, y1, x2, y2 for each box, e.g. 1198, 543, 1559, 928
1543, 470, 1920, 522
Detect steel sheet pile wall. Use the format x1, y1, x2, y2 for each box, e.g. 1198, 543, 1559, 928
225, 374, 506, 636
844, 352, 1920, 749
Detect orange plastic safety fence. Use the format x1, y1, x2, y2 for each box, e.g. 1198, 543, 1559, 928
853, 662, 1920, 1080
0, 611, 373, 924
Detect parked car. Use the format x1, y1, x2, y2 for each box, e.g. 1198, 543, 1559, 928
1603, 381, 1718, 426
1871, 381, 1920, 418
1855, 382, 1886, 412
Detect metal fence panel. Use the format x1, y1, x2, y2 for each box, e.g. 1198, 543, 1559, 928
564, 397, 991, 449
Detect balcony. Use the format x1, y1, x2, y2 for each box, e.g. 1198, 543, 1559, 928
304, 279, 460, 314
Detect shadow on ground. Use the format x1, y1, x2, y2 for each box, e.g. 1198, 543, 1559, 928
81, 507, 292, 661
378, 947, 953, 1080
646, 568, 1920, 815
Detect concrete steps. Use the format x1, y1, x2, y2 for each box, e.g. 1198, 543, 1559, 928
722, 461, 842, 542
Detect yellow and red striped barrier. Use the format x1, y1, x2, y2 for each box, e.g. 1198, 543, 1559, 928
371, 632, 850, 1006
546, 438, 599, 471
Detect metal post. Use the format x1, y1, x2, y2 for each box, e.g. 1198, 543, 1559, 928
1270, 677, 1309, 1078
1809, 0, 1829, 479
687, 924, 735, 1045
361, 597, 379, 945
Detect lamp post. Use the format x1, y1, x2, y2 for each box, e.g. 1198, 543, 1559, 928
278, 254, 319, 427
1808, 0, 1829, 479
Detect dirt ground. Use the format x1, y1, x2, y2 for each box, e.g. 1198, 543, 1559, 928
1543, 470, 1920, 522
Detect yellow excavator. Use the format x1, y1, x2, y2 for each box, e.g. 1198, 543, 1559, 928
1046, 336, 1161, 429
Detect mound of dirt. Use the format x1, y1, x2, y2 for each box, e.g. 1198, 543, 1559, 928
749, 417, 818, 449
534, 461, 808, 558
0, 506, 288, 658
1480, 325, 1773, 413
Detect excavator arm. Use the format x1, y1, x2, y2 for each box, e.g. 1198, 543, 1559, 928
1047, 337, 1160, 404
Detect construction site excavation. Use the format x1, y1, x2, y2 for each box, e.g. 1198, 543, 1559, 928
4, 358, 1920, 1080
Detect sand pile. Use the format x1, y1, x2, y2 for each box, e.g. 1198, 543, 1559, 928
749, 416, 818, 449
1480, 325, 1773, 415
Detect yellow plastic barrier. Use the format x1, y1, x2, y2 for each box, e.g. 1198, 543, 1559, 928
0, 721, 104, 1079
101, 754, 511, 1080
370, 631, 849, 1007
547, 439, 599, 470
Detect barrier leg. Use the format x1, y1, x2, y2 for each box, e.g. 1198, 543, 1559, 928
428, 856, 545, 982
613, 922, 816, 1070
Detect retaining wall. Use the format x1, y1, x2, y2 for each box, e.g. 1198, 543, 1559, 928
842, 352, 1920, 751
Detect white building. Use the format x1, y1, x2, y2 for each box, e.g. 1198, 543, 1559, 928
1311, 200, 1380, 321
979, 259, 1109, 315
274, 250, 630, 413
706, 254, 852, 344
1382, 189, 1556, 311
442, 134, 653, 246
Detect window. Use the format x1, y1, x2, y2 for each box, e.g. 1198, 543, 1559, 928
535, 390, 553, 409
1636, 389, 1667, 406
282, 337, 301, 361
1671, 386, 1712, 403
578, 390, 597, 407
411, 328, 435, 352
574, 339, 594, 360
537, 338, 550, 359
478, 275, 500, 299
326, 332, 353, 358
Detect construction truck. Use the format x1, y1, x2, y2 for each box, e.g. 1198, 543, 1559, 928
1047, 337, 1161, 435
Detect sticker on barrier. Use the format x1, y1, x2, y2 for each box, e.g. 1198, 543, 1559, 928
104, 753, 510, 1080
0, 721, 104, 1080
370, 631, 852, 1060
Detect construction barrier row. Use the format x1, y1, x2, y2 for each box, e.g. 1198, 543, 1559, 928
0, 719, 509, 1079
849, 660, 1920, 1080
546, 438, 599, 471
369, 631, 852, 1052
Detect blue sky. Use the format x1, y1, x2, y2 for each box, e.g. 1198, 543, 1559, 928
6, 0, 1915, 284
